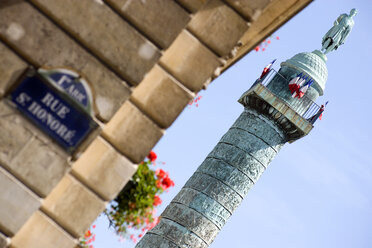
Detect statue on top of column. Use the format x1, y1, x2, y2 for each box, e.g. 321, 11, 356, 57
321, 8, 357, 54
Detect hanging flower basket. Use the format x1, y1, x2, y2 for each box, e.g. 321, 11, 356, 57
104, 151, 174, 241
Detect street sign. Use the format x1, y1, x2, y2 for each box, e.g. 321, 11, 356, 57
8, 69, 98, 153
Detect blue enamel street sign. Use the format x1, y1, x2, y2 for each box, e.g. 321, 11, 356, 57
9, 72, 97, 153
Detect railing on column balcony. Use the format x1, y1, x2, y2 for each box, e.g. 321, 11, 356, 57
259, 69, 321, 120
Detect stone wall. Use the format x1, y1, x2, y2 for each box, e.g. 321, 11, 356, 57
0, 0, 312, 247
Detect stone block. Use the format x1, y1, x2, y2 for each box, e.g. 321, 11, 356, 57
42, 174, 105, 237
232, 110, 285, 146
0, 42, 27, 99
160, 30, 221, 92
72, 136, 137, 201
0, 0, 131, 121
11, 211, 76, 248
149, 218, 207, 248
131, 65, 194, 128
208, 142, 265, 183
237, 0, 299, 47
221, 128, 277, 166
0, 101, 33, 167
197, 158, 253, 196
30, 0, 160, 85
185, 172, 242, 213
162, 202, 219, 245
0, 232, 9, 248
136, 233, 179, 248
0, 167, 41, 236
187, 0, 249, 56
176, 0, 208, 13
0, 101, 69, 197
172, 187, 230, 229
224, 0, 272, 21
107, 0, 190, 49
102, 101, 163, 163
9, 137, 69, 198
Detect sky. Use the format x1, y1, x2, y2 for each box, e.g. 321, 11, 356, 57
92, 0, 372, 247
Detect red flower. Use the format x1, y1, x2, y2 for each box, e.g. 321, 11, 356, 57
155, 169, 175, 190
153, 195, 162, 206
84, 230, 92, 238
255, 46, 259, 51
155, 169, 168, 179
136, 217, 141, 224
147, 151, 157, 162
161, 177, 175, 189
156, 179, 165, 190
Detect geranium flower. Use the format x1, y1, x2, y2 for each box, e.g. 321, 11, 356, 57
161, 177, 175, 189
147, 151, 157, 162
153, 195, 162, 206
155, 169, 168, 179
84, 230, 92, 238
156, 179, 165, 190
136, 217, 141, 224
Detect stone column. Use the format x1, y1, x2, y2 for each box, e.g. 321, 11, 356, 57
136, 46, 329, 247
136, 107, 287, 248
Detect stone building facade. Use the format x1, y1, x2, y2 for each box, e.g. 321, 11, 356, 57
0, 0, 312, 247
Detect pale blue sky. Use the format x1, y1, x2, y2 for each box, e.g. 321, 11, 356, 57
93, 1, 372, 247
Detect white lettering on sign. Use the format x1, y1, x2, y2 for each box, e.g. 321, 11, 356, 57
56, 75, 71, 86
41, 92, 70, 119
28, 101, 76, 144
55, 75, 86, 104
15, 92, 32, 106
66, 84, 86, 102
